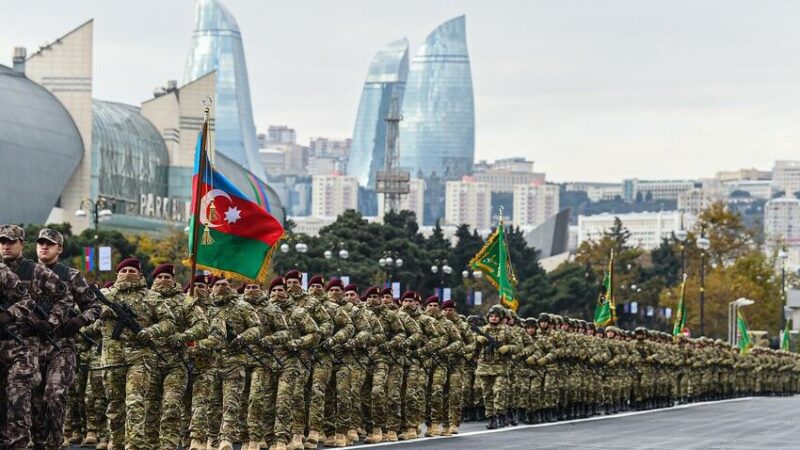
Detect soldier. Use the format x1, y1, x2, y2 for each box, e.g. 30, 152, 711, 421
0, 260, 39, 450
29, 228, 101, 450
441, 299, 472, 435
147, 264, 209, 450
422, 297, 462, 436
474, 305, 519, 429
349, 285, 384, 442
383, 288, 421, 442
463, 315, 485, 422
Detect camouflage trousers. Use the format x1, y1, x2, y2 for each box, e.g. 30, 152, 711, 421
385, 359, 404, 432
511, 367, 528, 410
86, 367, 106, 437
145, 362, 187, 449
478, 373, 507, 417
526, 370, 545, 412
308, 355, 333, 433
325, 359, 353, 435
125, 360, 154, 450
291, 363, 312, 434
217, 362, 247, 442
184, 367, 213, 442
542, 366, 562, 409
349, 355, 368, 432
31, 340, 77, 448
462, 365, 481, 409
425, 363, 447, 426
248, 362, 298, 445
102, 365, 127, 449
0, 337, 41, 449
443, 363, 464, 428
402, 364, 426, 430
362, 359, 390, 430
64, 360, 88, 438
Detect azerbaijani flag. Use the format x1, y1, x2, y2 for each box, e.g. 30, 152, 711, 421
84, 247, 94, 272
186, 131, 284, 282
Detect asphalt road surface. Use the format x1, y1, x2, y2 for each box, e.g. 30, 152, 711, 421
65, 396, 800, 449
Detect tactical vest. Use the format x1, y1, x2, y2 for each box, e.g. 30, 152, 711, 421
50, 262, 72, 283
14, 258, 52, 314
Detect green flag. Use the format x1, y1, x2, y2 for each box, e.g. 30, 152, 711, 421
781, 321, 791, 351
593, 251, 615, 327
737, 310, 753, 354
470, 214, 518, 310
672, 274, 688, 337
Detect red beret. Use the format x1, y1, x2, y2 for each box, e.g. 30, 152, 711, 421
308, 274, 325, 287
424, 295, 440, 307
344, 283, 359, 293
115, 257, 141, 273
269, 276, 286, 290
152, 264, 174, 278
380, 287, 393, 297
102, 281, 115, 289
400, 290, 417, 301
441, 299, 456, 310
363, 286, 379, 298
284, 270, 302, 281
193, 274, 209, 285
237, 285, 245, 294
326, 278, 344, 290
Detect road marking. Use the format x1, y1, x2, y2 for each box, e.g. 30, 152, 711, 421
345, 397, 753, 448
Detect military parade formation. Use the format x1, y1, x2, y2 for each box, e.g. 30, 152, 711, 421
1, 224, 800, 450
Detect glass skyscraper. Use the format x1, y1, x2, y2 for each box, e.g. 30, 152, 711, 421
183, 0, 265, 179
348, 38, 409, 189
399, 15, 475, 182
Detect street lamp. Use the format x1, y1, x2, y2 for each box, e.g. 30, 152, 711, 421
324, 242, 349, 276
674, 214, 688, 275
696, 226, 711, 336
75, 197, 112, 276
278, 240, 307, 269
379, 251, 403, 284
728, 297, 755, 345
779, 248, 789, 335
431, 259, 452, 290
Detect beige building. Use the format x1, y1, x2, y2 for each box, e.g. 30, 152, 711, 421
764, 197, 800, 247
513, 184, 560, 227
311, 175, 359, 217
445, 178, 491, 230
578, 211, 696, 250
716, 168, 772, 183
678, 188, 722, 215
473, 157, 545, 193
25, 20, 94, 231
772, 161, 800, 197
378, 178, 425, 223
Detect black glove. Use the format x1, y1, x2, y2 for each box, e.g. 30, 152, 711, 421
31, 319, 54, 336
0, 312, 12, 327
61, 317, 87, 336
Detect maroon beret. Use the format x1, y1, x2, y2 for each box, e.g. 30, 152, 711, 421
363, 286, 380, 298
326, 278, 344, 291
193, 274, 209, 285
102, 281, 115, 289
344, 283, 359, 293
284, 270, 302, 281
441, 299, 456, 310
115, 257, 141, 273
308, 274, 325, 287
424, 295, 440, 307
152, 263, 174, 279
380, 287, 393, 297
400, 290, 417, 301
236, 285, 245, 294
269, 276, 286, 290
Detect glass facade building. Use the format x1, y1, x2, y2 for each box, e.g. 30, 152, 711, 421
91, 100, 169, 213
348, 38, 409, 189
399, 15, 475, 181
183, 0, 265, 180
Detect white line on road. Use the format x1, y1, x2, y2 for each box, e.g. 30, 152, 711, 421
345, 397, 753, 449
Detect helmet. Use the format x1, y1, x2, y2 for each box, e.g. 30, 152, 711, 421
487, 305, 506, 320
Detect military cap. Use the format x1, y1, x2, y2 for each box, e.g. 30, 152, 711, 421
380, 287, 393, 297
343, 283, 359, 293
237, 285, 246, 294
37, 228, 63, 246
325, 278, 344, 291
308, 274, 325, 287
283, 270, 302, 281
0, 224, 25, 241
152, 263, 175, 278
487, 304, 506, 319
400, 290, 417, 301
441, 299, 456, 310
115, 257, 141, 273
193, 274, 209, 285
363, 286, 380, 298
424, 295, 440, 306
269, 276, 286, 290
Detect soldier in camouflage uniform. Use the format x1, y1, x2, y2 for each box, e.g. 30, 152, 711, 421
475, 305, 520, 429
424, 297, 463, 437
201, 276, 261, 450
463, 315, 485, 422
0, 258, 40, 450
525, 313, 560, 422
442, 299, 473, 434
146, 264, 209, 450
503, 310, 527, 426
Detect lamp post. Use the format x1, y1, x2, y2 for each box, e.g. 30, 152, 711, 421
75, 197, 112, 276
696, 225, 711, 336
431, 259, 452, 295
674, 215, 688, 276
779, 248, 789, 335
378, 251, 403, 286
324, 242, 349, 277
279, 241, 308, 270
728, 297, 755, 345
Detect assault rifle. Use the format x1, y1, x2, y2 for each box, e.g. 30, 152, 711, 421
222, 320, 274, 370
0, 305, 23, 344
90, 285, 167, 364
470, 323, 498, 355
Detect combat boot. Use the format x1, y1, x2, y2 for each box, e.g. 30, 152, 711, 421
305, 430, 320, 448
476, 407, 486, 421
508, 408, 518, 426
447, 425, 459, 435
356, 428, 367, 440
68, 432, 83, 444
322, 435, 335, 447
288, 434, 305, 450
364, 428, 383, 443
427, 423, 442, 437
218, 439, 234, 450
246, 441, 261, 450
207, 438, 217, 450
274, 442, 288, 450
346, 429, 359, 444
81, 432, 98, 446
486, 416, 497, 430
498, 413, 507, 428
95, 437, 109, 450
333, 434, 347, 447
405, 427, 419, 440
386, 431, 398, 442
189, 438, 205, 450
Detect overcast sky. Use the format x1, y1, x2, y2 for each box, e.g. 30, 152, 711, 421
2, 0, 799, 182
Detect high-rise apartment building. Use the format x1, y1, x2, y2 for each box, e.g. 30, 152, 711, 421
445, 177, 491, 230
312, 175, 359, 217
513, 184, 560, 227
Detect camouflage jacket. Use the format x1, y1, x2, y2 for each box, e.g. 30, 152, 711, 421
0, 262, 36, 336
152, 282, 209, 367
5, 257, 70, 328
476, 323, 520, 376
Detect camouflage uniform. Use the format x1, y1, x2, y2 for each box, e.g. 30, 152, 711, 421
474, 305, 520, 428
364, 300, 405, 442
444, 312, 473, 432
351, 303, 384, 439
146, 280, 208, 449
427, 307, 462, 435
0, 261, 40, 450
182, 287, 216, 448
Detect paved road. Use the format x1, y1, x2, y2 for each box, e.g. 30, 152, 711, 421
65, 396, 800, 449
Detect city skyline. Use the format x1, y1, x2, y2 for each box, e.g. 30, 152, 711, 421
2, 1, 799, 182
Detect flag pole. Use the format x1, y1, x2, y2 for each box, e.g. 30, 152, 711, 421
188, 98, 212, 296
